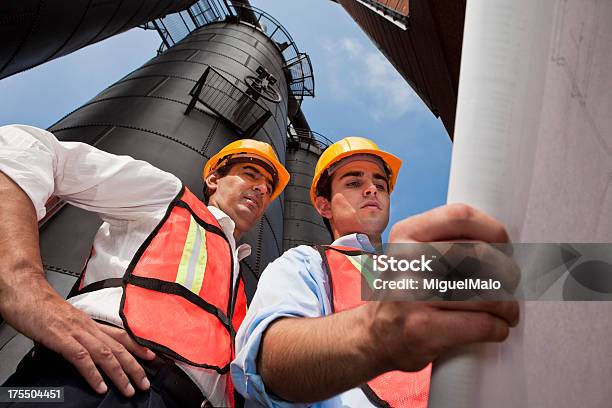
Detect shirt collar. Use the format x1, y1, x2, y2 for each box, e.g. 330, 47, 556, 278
236, 244, 251, 261
207, 205, 251, 260
331, 233, 377, 253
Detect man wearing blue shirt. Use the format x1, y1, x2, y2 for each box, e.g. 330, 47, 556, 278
232, 137, 519, 407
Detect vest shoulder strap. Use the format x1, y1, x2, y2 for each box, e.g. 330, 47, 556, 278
68, 277, 123, 298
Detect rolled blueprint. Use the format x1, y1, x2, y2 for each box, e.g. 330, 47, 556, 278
430, 0, 612, 407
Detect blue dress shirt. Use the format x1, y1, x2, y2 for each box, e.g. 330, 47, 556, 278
231, 234, 378, 408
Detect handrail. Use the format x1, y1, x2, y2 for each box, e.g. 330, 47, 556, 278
288, 127, 333, 151
185, 66, 273, 136
226, 3, 299, 61
147, 1, 314, 100
226, 3, 314, 100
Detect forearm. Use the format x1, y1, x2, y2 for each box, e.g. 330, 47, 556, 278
258, 305, 386, 403
0, 170, 155, 396
0, 171, 57, 327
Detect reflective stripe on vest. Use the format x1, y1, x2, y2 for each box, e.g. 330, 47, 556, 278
116, 186, 247, 374
318, 245, 431, 408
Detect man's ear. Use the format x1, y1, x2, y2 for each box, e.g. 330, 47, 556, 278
205, 172, 219, 196
315, 196, 332, 219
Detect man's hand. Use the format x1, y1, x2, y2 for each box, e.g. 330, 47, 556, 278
1, 273, 155, 397
364, 300, 519, 373
365, 203, 520, 372
0, 171, 153, 397
389, 203, 509, 243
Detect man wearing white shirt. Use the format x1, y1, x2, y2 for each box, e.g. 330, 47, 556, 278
0, 124, 289, 408
232, 137, 520, 407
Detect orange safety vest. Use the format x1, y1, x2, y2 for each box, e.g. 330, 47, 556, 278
316, 245, 431, 408
70, 186, 247, 404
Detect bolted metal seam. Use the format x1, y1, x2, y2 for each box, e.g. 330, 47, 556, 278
52, 123, 209, 157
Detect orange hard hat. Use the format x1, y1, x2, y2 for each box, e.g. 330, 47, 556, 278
310, 137, 402, 205
204, 139, 290, 201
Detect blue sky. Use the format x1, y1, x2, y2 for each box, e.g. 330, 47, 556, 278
0, 0, 452, 241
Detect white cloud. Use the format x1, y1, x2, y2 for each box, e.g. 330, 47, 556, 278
323, 37, 423, 121
340, 37, 362, 54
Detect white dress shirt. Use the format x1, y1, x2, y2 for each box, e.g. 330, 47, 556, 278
0, 124, 249, 406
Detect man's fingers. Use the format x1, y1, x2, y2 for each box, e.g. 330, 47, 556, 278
429, 310, 512, 349
58, 337, 108, 394
7, 295, 150, 397
97, 323, 156, 361
98, 330, 151, 391
377, 302, 518, 372
18, 301, 112, 395
439, 243, 521, 294
391, 203, 509, 243
431, 301, 520, 327
94, 324, 153, 391
108, 346, 150, 392
77, 332, 135, 397
472, 244, 520, 290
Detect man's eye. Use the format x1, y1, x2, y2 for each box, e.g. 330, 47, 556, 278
347, 181, 360, 187
376, 184, 386, 191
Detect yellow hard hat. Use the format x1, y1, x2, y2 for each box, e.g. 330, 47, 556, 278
310, 137, 402, 205
204, 139, 290, 201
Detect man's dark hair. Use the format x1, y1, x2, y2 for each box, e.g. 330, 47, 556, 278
314, 171, 334, 238
202, 165, 232, 205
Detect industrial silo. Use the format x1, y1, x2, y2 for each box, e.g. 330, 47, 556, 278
0, 0, 199, 79
283, 125, 332, 250
0, 0, 315, 381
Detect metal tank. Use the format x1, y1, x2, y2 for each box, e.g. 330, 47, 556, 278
45, 18, 289, 291
0, 2, 315, 381
0, 0, 200, 80
283, 127, 332, 250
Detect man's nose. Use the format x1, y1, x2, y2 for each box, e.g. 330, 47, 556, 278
363, 182, 378, 196
252, 180, 269, 196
